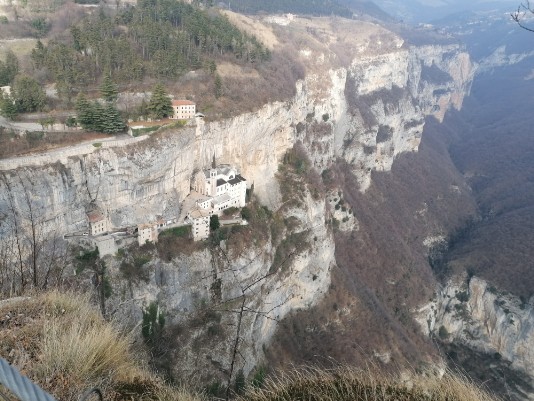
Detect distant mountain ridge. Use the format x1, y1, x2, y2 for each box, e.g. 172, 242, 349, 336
371, 0, 519, 23
218, 0, 392, 21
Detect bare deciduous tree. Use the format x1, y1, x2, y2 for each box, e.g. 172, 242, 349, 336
512, 1, 534, 32
212, 245, 296, 401
0, 172, 68, 296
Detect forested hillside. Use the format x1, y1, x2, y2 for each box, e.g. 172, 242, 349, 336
31, 0, 268, 101
211, 0, 353, 18
210, 0, 390, 20
0, 0, 310, 128
433, 59, 534, 300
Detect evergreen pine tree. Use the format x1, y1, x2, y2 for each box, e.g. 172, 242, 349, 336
0, 51, 19, 86
75, 93, 95, 130
0, 92, 18, 120
100, 103, 125, 134
91, 101, 106, 132
148, 83, 172, 119
12, 75, 46, 112
214, 74, 223, 99
31, 40, 46, 69
100, 74, 118, 102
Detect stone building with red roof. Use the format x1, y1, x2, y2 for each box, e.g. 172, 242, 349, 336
171, 99, 196, 120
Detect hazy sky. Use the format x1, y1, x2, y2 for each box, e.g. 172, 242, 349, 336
372, 0, 521, 22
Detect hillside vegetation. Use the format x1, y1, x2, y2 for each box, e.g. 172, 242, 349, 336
210, 0, 391, 21
0, 292, 499, 401
239, 367, 500, 401
213, 0, 353, 18
0, 1, 305, 123
429, 59, 534, 299
33, 0, 268, 90
0, 291, 204, 401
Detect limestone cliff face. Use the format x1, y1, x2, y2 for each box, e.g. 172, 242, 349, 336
0, 18, 474, 376
110, 190, 334, 379
0, 44, 474, 224
336, 45, 473, 190
418, 277, 534, 378
478, 45, 534, 73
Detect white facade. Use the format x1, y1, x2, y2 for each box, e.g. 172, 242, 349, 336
171, 100, 196, 120
87, 210, 110, 236
188, 209, 210, 241
192, 165, 247, 215
196, 197, 212, 210
138, 223, 158, 246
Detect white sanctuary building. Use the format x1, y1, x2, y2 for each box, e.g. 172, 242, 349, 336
192, 164, 247, 214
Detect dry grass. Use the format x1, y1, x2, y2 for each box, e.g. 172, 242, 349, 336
0, 130, 112, 159
221, 11, 279, 50
239, 367, 500, 401
0, 39, 40, 60
37, 317, 134, 391
0, 291, 204, 401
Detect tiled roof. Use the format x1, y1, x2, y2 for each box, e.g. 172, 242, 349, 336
203, 165, 235, 179
172, 99, 195, 106
217, 178, 228, 187
87, 210, 105, 223
228, 175, 246, 185
138, 223, 156, 230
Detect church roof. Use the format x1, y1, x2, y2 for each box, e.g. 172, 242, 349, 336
228, 175, 246, 185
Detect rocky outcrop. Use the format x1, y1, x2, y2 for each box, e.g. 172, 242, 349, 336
338, 44, 474, 190
0, 16, 475, 377
0, 41, 473, 231
418, 276, 534, 377
478, 45, 534, 73
109, 182, 334, 380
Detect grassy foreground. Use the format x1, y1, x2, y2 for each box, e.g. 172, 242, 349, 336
0, 291, 203, 401
0, 291, 499, 401
239, 367, 500, 401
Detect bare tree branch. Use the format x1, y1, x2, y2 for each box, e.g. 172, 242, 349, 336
512, 1, 534, 32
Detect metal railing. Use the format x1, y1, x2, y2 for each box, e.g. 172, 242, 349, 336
0, 358, 102, 401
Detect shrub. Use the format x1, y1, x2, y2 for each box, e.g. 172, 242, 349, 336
65, 116, 77, 127
159, 226, 190, 238
270, 230, 311, 274
210, 215, 220, 231
223, 206, 239, 216
438, 325, 449, 340
27, 131, 44, 142
30, 18, 51, 37
241, 206, 252, 221
142, 301, 165, 344
455, 291, 469, 303
206, 381, 225, 398
251, 366, 267, 388
332, 218, 340, 230
132, 125, 161, 136
119, 253, 151, 284
75, 247, 99, 273
234, 369, 246, 395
